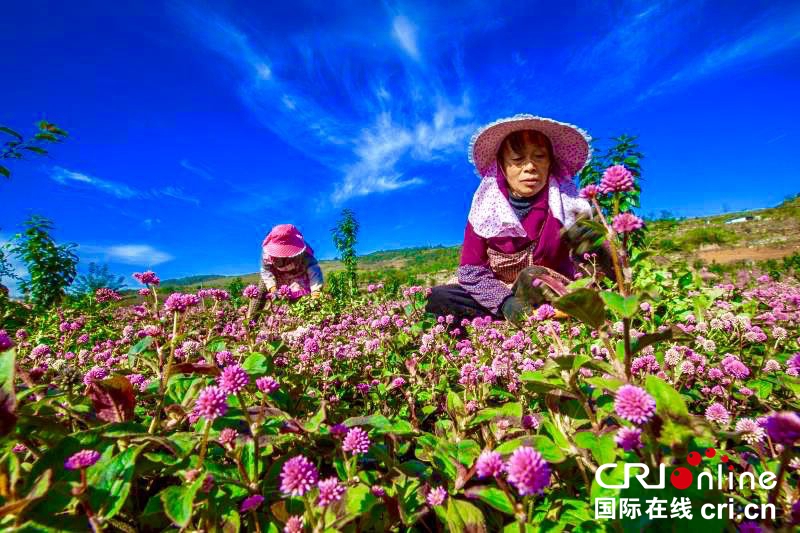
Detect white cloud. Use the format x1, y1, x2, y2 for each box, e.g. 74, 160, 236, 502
640, 8, 800, 100
51, 166, 201, 205
80, 244, 173, 266
392, 16, 420, 60
175, 6, 475, 206
154, 186, 200, 205
180, 159, 216, 181
51, 167, 139, 199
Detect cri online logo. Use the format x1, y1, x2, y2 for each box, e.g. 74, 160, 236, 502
596, 447, 778, 491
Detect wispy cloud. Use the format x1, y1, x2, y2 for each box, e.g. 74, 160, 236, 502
51, 167, 138, 199
640, 7, 800, 100
51, 166, 200, 205
174, 4, 475, 205
568, 0, 704, 98
392, 16, 420, 60
180, 159, 216, 181
80, 244, 173, 265
155, 186, 200, 205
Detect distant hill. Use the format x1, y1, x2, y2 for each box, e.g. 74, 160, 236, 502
159, 195, 800, 290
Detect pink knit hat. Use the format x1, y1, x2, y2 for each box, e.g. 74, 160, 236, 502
262, 224, 309, 258
469, 114, 592, 179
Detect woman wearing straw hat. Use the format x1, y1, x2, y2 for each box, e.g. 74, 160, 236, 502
247, 224, 323, 319
425, 114, 611, 328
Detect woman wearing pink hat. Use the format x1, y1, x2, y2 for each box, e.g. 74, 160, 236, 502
426, 114, 611, 328
247, 224, 323, 318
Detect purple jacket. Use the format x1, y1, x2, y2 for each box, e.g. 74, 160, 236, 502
458, 177, 575, 314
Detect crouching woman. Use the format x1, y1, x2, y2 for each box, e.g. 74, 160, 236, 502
426, 114, 609, 327
247, 224, 323, 319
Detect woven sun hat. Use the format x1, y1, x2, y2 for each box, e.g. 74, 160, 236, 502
468, 114, 592, 179
262, 224, 308, 258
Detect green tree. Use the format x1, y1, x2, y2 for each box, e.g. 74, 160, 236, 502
9, 215, 79, 309
331, 208, 360, 296
70, 262, 126, 296
1, 120, 68, 179
579, 134, 644, 216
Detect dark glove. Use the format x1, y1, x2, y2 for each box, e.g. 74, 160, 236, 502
501, 296, 530, 328
512, 266, 568, 306
561, 215, 616, 281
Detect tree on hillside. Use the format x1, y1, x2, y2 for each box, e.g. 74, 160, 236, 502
1, 120, 68, 179
9, 215, 79, 309
70, 262, 126, 295
331, 208, 360, 296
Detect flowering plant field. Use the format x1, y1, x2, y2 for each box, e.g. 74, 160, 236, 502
1, 175, 799, 532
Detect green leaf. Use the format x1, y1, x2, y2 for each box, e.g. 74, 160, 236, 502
645, 375, 689, 418
22, 146, 48, 155
343, 484, 378, 521
444, 498, 486, 533
531, 435, 567, 463
88, 444, 146, 519
0, 165, 9, 178
455, 440, 481, 467
599, 291, 639, 318
678, 272, 693, 289
0, 126, 23, 140
553, 288, 606, 329
302, 404, 326, 432
446, 390, 465, 420
159, 476, 204, 527
465, 486, 515, 515
241, 353, 267, 376
631, 325, 692, 355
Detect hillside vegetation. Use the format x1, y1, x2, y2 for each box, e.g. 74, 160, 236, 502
162, 195, 800, 292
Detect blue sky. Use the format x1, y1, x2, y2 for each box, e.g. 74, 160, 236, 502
2, 0, 799, 288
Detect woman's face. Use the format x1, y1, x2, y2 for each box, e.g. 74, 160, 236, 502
272, 256, 295, 271
500, 132, 551, 198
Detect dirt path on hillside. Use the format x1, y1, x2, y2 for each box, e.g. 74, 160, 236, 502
696, 245, 799, 264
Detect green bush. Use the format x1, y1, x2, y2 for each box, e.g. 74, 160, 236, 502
680, 226, 737, 248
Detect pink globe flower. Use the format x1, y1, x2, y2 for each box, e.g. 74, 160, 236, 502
614, 426, 643, 451
342, 427, 371, 455
284, 516, 304, 533
218, 364, 249, 394
505, 446, 551, 496
242, 284, 261, 299
194, 386, 229, 420
612, 213, 644, 234
64, 449, 101, 470
765, 411, 800, 445
705, 402, 730, 425
280, 455, 319, 496
426, 486, 448, 506
317, 477, 346, 506
240, 494, 264, 513
614, 385, 656, 424
599, 165, 634, 193
133, 270, 160, 286
256, 376, 280, 394
95, 288, 122, 302
475, 450, 504, 478
579, 184, 600, 199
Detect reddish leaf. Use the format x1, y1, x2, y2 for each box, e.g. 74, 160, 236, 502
0, 349, 17, 436
168, 362, 220, 377
87, 376, 136, 422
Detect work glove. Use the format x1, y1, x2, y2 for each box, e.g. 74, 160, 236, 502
561, 215, 616, 281
512, 266, 570, 306
500, 295, 530, 328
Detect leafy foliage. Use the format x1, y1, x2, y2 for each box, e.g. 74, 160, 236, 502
8, 215, 78, 309
331, 208, 360, 298
70, 262, 126, 296
0, 120, 68, 179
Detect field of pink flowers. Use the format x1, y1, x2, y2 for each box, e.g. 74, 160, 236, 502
1, 166, 799, 532
1, 262, 799, 532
